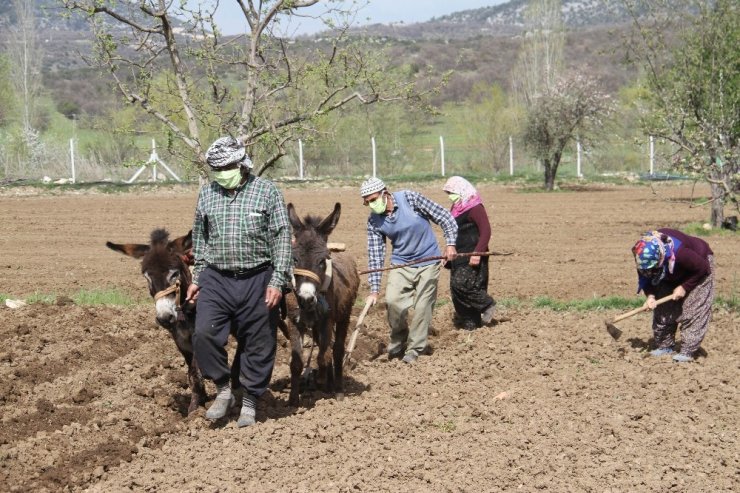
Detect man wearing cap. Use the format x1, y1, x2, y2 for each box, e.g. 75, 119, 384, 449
360, 177, 458, 364
186, 136, 292, 427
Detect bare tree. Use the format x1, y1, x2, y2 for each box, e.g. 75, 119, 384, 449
8, 0, 44, 135
623, 0, 739, 226
512, 0, 564, 106
512, 0, 611, 189
60, 0, 439, 178
523, 74, 613, 190
6, 0, 45, 170
462, 83, 520, 172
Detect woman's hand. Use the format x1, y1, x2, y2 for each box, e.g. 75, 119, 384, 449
672, 285, 686, 300
643, 295, 657, 310
366, 293, 379, 306
469, 255, 481, 267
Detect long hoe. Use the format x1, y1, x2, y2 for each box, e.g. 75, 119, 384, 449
604, 294, 673, 340
343, 298, 374, 368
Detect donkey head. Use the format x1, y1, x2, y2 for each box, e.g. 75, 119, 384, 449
107, 229, 193, 327
287, 202, 341, 309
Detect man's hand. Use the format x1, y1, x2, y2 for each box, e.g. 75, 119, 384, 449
186, 283, 200, 304
442, 245, 457, 266
265, 286, 282, 309
366, 293, 379, 306
672, 285, 686, 300
469, 255, 481, 267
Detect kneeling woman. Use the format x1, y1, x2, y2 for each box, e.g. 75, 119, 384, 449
632, 229, 715, 362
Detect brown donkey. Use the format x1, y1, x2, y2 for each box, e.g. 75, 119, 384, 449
286, 203, 360, 406
107, 229, 241, 415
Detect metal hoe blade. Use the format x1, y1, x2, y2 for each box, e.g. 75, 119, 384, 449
604, 321, 622, 340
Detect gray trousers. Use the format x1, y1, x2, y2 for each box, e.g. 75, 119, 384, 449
193, 266, 278, 397
385, 262, 440, 357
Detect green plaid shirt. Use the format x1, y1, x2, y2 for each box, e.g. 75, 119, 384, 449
191, 174, 292, 289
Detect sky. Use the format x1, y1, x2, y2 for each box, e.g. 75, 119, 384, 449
209, 0, 506, 36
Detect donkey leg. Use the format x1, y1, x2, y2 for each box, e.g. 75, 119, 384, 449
319, 340, 334, 395
184, 352, 207, 415
287, 323, 304, 407
333, 319, 349, 400
229, 321, 242, 397
226, 339, 248, 406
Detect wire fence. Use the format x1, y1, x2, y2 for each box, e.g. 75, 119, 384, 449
0, 133, 680, 185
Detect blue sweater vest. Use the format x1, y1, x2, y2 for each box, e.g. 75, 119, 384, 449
370, 191, 441, 267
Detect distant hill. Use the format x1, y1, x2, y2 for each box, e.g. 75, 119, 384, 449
435, 0, 635, 30
0, 0, 646, 117
342, 0, 639, 40
0, 0, 90, 32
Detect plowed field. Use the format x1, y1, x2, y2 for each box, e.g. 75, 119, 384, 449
1, 181, 737, 492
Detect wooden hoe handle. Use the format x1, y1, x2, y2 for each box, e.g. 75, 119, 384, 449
611, 294, 674, 323
343, 299, 374, 367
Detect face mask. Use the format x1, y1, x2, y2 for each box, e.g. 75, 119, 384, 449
448, 193, 461, 203
213, 168, 242, 189
368, 193, 387, 214
639, 266, 666, 286
650, 266, 666, 286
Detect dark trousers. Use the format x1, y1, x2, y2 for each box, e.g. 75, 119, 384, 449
193, 266, 278, 398
450, 257, 495, 326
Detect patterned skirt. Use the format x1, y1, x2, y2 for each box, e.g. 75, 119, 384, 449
651, 255, 715, 355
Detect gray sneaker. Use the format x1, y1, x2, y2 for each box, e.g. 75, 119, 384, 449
402, 352, 418, 364
237, 411, 256, 428
481, 303, 496, 324
205, 395, 235, 420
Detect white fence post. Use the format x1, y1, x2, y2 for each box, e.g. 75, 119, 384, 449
509, 135, 514, 176
371, 136, 377, 178
298, 139, 304, 180
151, 139, 158, 181
439, 136, 445, 177
69, 138, 76, 184
576, 139, 583, 178
649, 135, 654, 175
126, 138, 181, 183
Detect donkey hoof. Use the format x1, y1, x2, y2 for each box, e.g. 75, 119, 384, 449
187, 399, 201, 416
335, 392, 345, 401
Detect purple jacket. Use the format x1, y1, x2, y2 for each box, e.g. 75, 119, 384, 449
640, 228, 713, 296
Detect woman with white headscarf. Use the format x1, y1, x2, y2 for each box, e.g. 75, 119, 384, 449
442, 176, 496, 330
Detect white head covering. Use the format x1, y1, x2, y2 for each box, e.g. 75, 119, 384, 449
205, 136, 253, 169
360, 177, 386, 197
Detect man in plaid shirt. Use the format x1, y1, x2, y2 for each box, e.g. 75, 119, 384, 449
360, 177, 457, 364
186, 136, 291, 428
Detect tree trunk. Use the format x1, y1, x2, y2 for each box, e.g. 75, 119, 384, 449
709, 181, 724, 228
543, 159, 556, 191
543, 149, 563, 191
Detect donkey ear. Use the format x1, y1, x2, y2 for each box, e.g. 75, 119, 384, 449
169, 230, 192, 254
318, 202, 341, 238
106, 241, 150, 259
287, 203, 304, 233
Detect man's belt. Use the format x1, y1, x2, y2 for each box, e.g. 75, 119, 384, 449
209, 262, 271, 279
